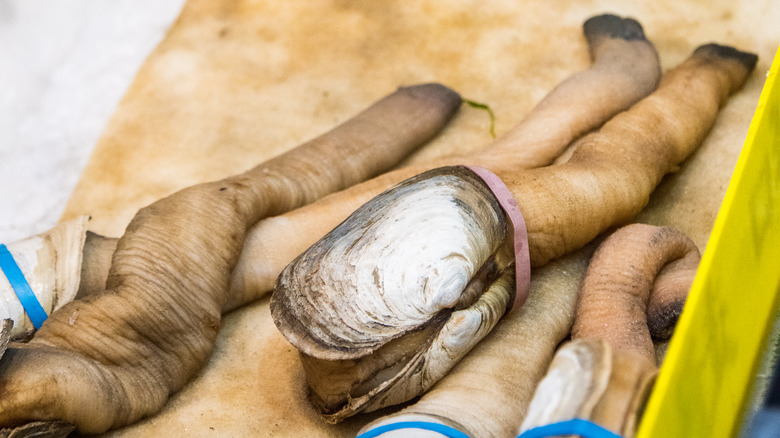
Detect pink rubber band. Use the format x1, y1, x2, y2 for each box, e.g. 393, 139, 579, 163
462, 166, 531, 313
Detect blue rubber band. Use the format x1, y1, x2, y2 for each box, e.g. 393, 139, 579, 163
357, 421, 471, 438
517, 419, 624, 438
0, 243, 48, 329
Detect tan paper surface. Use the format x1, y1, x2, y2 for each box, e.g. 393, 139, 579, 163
59, 1, 778, 436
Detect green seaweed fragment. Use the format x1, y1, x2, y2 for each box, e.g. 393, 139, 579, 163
463, 98, 496, 139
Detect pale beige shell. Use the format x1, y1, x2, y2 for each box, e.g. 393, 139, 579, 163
0, 216, 89, 338
271, 166, 515, 421
520, 339, 612, 432
519, 339, 657, 437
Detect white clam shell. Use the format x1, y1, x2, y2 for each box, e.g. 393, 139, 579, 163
271, 166, 515, 420
519, 339, 658, 437
519, 339, 612, 433
273, 167, 508, 359
0, 216, 88, 338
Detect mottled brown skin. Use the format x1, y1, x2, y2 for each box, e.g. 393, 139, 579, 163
0, 83, 461, 434
572, 224, 700, 365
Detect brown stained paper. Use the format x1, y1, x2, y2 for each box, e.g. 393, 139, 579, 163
59, 1, 779, 436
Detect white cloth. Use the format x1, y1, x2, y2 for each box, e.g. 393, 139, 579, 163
0, 0, 184, 242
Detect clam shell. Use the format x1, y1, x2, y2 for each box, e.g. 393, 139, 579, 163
0, 216, 89, 339
520, 339, 612, 432
519, 339, 657, 436
271, 166, 515, 419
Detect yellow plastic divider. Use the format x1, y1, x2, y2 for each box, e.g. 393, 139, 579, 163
637, 46, 780, 438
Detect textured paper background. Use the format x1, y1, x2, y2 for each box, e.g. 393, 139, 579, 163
45, 1, 780, 436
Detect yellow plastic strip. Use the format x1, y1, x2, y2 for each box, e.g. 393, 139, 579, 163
638, 45, 780, 438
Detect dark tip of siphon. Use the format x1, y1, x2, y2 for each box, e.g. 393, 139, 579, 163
399, 83, 462, 107
583, 13, 646, 42
647, 300, 685, 341
695, 43, 759, 71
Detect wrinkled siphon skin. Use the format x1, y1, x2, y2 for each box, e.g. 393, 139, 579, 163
0, 83, 462, 434
573, 223, 701, 363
